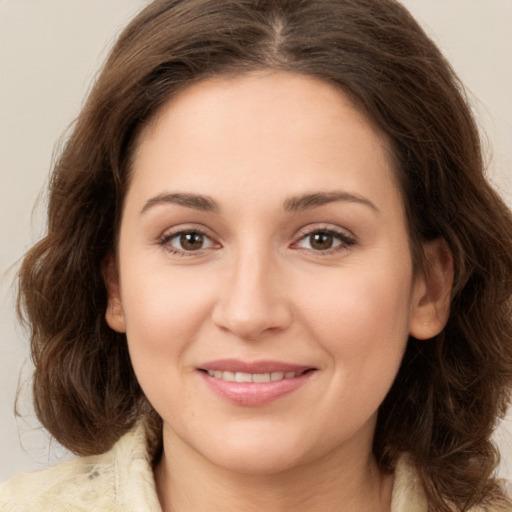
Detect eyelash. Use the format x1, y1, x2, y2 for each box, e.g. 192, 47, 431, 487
292, 226, 356, 255
158, 228, 215, 256
158, 226, 356, 256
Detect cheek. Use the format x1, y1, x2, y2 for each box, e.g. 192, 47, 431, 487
120, 266, 215, 366
120, 268, 217, 418
297, 260, 413, 365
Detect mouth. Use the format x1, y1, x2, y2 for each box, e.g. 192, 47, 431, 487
201, 369, 311, 383
197, 360, 317, 406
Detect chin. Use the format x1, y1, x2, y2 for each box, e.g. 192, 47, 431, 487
190, 423, 329, 476
206, 444, 308, 476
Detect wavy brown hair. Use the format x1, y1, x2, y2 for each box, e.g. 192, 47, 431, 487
17, 0, 512, 510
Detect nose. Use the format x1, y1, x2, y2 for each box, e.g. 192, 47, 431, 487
211, 248, 293, 340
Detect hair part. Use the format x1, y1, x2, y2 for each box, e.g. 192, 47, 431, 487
17, 1, 512, 510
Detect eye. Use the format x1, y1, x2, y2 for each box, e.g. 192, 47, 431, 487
162, 230, 215, 253
295, 229, 355, 252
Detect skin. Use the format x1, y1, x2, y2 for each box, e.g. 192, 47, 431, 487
105, 71, 452, 511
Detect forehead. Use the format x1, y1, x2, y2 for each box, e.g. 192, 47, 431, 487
129, 71, 401, 215
139, 70, 388, 151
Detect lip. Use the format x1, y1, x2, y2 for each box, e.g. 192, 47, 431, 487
198, 359, 316, 407
200, 359, 312, 374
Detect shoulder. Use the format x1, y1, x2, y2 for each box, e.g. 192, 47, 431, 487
391, 454, 428, 512
0, 419, 161, 512
0, 450, 116, 511
391, 454, 512, 512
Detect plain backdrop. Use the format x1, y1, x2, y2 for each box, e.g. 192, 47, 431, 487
1, 0, 511, 482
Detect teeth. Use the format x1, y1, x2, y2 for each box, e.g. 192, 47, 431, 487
206, 370, 301, 382
252, 373, 270, 383
223, 371, 235, 381
235, 372, 252, 383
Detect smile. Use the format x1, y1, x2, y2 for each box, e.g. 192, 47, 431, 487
198, 360, 316, 406
204, 370, 305, 382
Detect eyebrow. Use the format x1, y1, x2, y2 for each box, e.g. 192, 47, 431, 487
140, 190, 379, 215
284, 191, 379, 213
140, 192, 219, 215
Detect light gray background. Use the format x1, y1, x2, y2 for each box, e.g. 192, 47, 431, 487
1, 1, 511, 482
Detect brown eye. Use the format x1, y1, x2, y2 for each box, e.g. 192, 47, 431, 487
165, 230, 214, 253
295, 228, 355, 253
179, 232, 205, 251
309, 232, 334, 251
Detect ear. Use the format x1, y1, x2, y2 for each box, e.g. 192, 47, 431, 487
409, 239, 454, 340
102, 253, 126, 333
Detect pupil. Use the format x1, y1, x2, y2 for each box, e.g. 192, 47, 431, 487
311, 232, 333, 250
180, 232, 203, 250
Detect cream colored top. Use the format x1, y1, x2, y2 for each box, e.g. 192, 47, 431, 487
0, 420, 502, 511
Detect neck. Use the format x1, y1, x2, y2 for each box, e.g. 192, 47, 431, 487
154, 428, 393, 512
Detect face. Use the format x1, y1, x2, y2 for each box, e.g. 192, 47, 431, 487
106, 71, 437, 475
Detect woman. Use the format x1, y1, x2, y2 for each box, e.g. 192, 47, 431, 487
1, 0, 512, 510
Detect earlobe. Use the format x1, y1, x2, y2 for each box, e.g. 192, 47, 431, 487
102, 253, 126, 333
409, 239, 454, 340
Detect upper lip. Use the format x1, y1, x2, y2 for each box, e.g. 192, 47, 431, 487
199, 359, 314, 374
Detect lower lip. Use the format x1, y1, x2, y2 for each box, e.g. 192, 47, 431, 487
199, 371, 314, 407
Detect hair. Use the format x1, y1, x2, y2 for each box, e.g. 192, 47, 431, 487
17, 0, 512, 510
